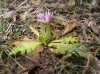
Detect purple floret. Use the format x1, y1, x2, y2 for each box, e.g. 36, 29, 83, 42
37, 11, 53, 23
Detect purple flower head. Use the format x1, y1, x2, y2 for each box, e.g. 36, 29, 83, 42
37, 11, 53, 23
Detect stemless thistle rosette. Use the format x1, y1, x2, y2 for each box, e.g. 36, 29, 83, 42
36, 11, 53, 23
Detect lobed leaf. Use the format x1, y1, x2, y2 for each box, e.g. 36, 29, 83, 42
29, 25, 39, 37
49, 36, 92, 59
51, 36, 78, 44
9, 41, 41, 56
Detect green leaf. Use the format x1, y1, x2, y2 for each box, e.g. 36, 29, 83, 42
9, 42, 41, 56
51, 36, 78, 44
49, 43, 80, 54
29, 25, 39, 37
69, 45, 92, 59
38, 35, 46, 45
49, 43, 68, 54
49, 42, 92, 59
48, 36, 78, 54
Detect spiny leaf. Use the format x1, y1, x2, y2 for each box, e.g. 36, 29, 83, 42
29, 25, 39, 36
64, 36, 77, 44
9, 41, 41, 56
48, 42, 91, 59
49, 43, 80, 54
51, 36, 78, 44
48, 36, 78, 54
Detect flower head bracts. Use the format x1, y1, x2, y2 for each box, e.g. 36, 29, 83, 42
37, 11, 53, 23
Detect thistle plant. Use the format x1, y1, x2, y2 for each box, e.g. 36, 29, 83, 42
36, 11, 53, 45
9, 11, 53, 55
10, 10, 90, 59
9, 10, 99, 74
